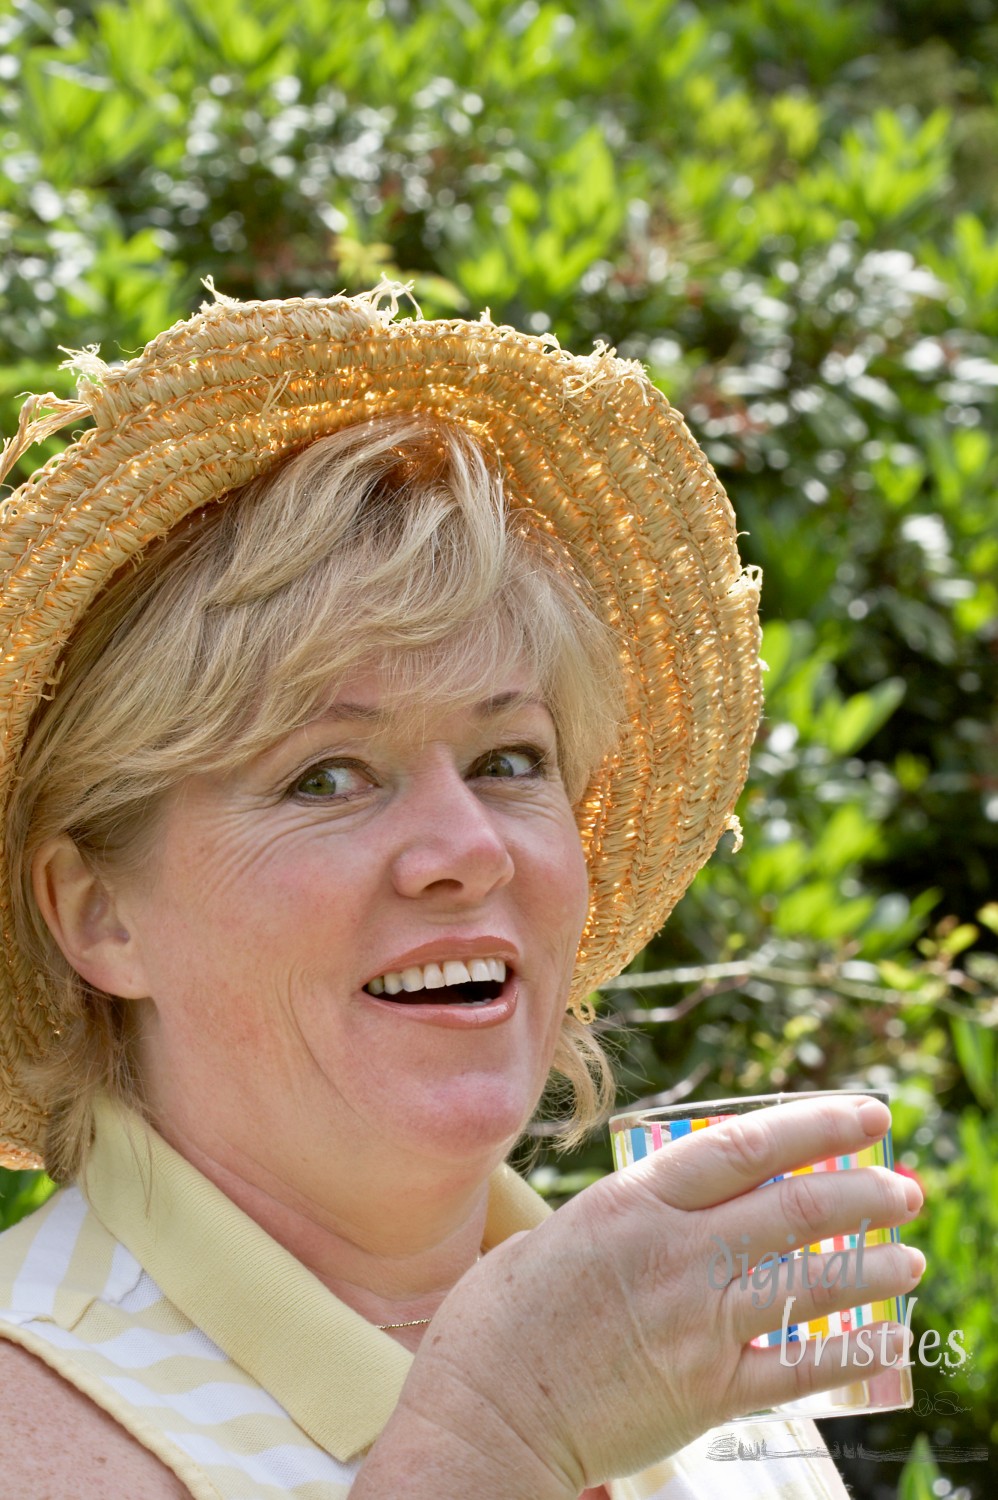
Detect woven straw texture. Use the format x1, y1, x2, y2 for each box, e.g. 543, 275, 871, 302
0, 287, 762, 1168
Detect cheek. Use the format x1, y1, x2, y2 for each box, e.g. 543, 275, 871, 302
532, 820, 590, 955
150, 832, 333, 952
559, 821, 590, 914
569, 842, 591, 925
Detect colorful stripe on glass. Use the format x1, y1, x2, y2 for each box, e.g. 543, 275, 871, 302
609, 1110, 905, 1348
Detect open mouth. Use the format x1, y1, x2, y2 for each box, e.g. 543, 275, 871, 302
363, 959, 510, 1006
369, 977, 505, 1006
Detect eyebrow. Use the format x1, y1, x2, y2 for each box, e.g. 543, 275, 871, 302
321, 690, 548, 722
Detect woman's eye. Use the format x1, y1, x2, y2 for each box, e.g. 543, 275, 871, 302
474, 746, 547, 779
290, 761, 370, 799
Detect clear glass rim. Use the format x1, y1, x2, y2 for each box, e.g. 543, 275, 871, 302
609, 1088, 890, 1129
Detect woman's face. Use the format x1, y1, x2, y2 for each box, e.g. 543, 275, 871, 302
113, 654, 590, 1199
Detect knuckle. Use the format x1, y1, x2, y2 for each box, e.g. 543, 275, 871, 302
714, 1115, 772, 1179
869, 1165, 906, 1223
815, 1101, 846, 1142
583, 1173, 682, 1287
794, 1101, 848, 1161
806, 1265, 839, 1314
785, 1174, 827, 1241
788, 1342, 821, 1400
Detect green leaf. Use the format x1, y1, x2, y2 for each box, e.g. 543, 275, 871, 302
822, 678, 905, 755
977, 903, 998, 937
897, 1433, 943, 1498
951, 1017, 996, 1108
0, 1169, 56, 1231
759, 620, 804, 690
938, 922, 979, 957
773, 881, 873, 939
812, 803, 881, 873
871, 453, 926, 509
877, 960, 923, 991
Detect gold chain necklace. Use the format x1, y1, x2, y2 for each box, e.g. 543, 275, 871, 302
375, 1253, 481, 1330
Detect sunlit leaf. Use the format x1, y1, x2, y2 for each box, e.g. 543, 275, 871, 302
822, 677, 906, 755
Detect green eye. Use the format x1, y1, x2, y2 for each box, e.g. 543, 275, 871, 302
475, 747, 546, 779
292, 762, 368, 799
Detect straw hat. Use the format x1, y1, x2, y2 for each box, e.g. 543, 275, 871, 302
0, 283, 762, 1169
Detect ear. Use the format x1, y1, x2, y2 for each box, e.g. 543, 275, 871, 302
31, 835, 151, 1000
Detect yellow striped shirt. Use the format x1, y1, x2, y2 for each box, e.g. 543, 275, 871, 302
0, 1097, 848, 1498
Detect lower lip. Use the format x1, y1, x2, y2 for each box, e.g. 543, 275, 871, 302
360, 974, 519, 1029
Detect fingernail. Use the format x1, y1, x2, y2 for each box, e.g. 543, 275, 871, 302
906, 1246, 926, 1279
903, 1176, 923, 1215
857, 1099, 889, 1137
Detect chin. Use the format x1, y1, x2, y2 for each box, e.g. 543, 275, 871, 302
402, 1078, 540, 1164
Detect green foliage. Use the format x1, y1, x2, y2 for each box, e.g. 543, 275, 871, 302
898, 1435, 944, 1500
0, 1169, 55, 1232
2, 0, 997, 1492
901, 1105, 998, 1453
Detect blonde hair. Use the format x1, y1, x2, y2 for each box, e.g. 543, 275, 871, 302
8, 414, 626, 1182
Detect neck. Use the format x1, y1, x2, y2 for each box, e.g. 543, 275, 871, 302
151, 1112, 496, 1341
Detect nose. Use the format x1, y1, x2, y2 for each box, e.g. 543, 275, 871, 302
390, 756, 515, 905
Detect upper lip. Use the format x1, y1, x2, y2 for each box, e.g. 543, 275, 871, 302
363, 936, 520, 985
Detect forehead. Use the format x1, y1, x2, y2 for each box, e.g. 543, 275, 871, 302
302, 656, 550, 739
326, 657, 542, 708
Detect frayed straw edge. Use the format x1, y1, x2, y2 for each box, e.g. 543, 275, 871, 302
198, 273, 423, 326
201, 274, 240, 309
364, 276, 422, 321
724, 813, 744, 854
0, 392, 90, 489
59, 344, 110, 388
564, 342, 652, 402
569, 993, 598, 1025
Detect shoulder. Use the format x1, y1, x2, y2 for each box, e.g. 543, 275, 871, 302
0, 1339, 192, 1499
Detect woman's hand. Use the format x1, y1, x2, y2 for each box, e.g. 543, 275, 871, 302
360, 1095, 923, 1498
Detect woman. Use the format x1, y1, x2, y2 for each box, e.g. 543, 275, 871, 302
0, 286, 923, 1498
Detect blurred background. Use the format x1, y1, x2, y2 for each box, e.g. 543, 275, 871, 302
1, 1, 996, 1494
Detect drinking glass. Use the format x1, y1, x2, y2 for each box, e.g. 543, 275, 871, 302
609, 1090, 914, 1420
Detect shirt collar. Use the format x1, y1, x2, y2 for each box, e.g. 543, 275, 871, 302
81, 1095, 552, 1462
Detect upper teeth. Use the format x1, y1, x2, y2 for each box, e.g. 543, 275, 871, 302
366, 958, 507, 996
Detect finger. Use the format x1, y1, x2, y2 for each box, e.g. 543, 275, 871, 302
727, 1241, 924, 1345
634, 1095, 892, 1211
731, 1321, 914, 1415
708, 1162, 921, 1269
